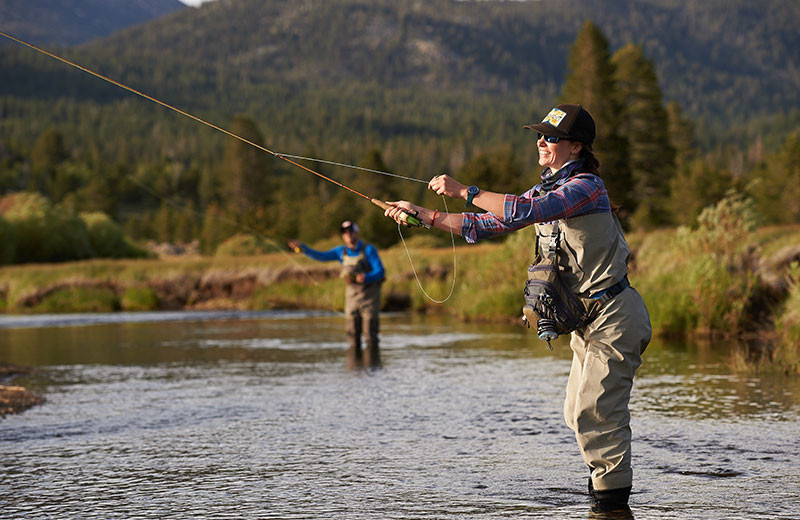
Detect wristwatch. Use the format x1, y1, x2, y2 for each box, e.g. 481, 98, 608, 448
466, 185, 479, 207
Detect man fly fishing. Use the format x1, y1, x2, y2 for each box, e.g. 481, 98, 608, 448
288, 221, 385, 369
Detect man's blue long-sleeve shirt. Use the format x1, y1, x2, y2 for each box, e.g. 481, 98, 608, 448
300, 241, 385, 284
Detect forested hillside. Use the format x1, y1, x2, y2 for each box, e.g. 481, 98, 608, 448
3, 0, 799, 133
1, 0, 799, 259
0, 0, 186, 47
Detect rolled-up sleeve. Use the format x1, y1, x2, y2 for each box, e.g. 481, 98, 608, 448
460, 174, 609, 244
461, 209, 527, 244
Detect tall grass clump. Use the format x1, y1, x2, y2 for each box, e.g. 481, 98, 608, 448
29, 287, 120, 313
452, 227, 537, 321
773, 262, 800, 374
635, 190, 762, 337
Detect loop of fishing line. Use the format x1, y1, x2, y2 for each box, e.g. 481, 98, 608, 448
0, 30, 459, 303
396, 196, 457, 304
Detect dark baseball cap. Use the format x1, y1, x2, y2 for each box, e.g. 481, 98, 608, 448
524, 104, 596, 146
340, 220, 359, 233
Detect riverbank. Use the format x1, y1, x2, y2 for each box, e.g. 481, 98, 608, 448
1, 221, 799, 374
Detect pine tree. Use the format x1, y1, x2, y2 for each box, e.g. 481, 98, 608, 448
222, 116, 273, 213
30, 128, 69, 197
354, 148, 400, 248
666, 101, 696, 171
559, 21, 633, 217
457, 144, 522, 196
749, 132, 800, 224
612, 43, 675, 228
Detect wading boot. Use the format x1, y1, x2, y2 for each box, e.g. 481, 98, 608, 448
346, 340, 363, 370
589, 483, 632, 515
364, 340, 381, 369
346, 316, 363, 370
587, 468, 632, 516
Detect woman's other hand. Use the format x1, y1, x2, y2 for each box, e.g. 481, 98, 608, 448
428, 174, 467, 200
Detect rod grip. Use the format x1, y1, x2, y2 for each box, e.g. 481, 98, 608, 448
371, 199, 429, 228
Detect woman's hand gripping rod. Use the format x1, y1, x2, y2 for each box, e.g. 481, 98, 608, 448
370, 199, 430, 228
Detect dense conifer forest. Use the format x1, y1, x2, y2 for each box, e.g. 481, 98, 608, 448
1, 0, 799, 260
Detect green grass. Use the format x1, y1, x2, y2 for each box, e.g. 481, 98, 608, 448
29, 287, 120, 314
2, 222, 798, 374
121, 287, 160, 311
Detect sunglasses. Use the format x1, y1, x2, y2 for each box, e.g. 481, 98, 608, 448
341, 227, 356, 233
537, 133, 564, 143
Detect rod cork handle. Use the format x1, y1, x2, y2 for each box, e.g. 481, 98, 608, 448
371, 199, 430, 228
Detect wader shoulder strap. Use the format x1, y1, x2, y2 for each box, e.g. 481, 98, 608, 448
547, 220, 561, 259
533, 220, 562, 261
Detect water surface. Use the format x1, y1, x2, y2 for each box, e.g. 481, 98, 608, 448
1, 311, 798, 519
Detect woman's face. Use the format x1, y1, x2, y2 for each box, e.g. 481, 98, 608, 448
537, 135, 582, 171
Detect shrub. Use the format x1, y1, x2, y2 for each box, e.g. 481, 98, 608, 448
81, 212, 149, 259
637, 190, 763, 337
121, 287, 159, 311
0, 217, 16, 265
0, 192, 92, 263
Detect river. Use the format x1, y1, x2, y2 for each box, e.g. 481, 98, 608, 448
1, 310, 798, 519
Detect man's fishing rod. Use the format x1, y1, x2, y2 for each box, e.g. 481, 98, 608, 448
0, 30, 429, 229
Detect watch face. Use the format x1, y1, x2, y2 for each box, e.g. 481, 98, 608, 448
468, 186, 479, 195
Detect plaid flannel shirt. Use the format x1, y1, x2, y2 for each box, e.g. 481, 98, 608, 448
461, 162, 611, 244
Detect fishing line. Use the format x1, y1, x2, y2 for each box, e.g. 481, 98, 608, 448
0, 31, 377, 205
274, 153, 459, 302
274, 153, 429, 184
0, 30, 458, 303
396, 195, 457, 303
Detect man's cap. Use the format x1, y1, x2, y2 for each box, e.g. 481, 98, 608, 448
341, 220, 359, 233
523, 104, 596, 146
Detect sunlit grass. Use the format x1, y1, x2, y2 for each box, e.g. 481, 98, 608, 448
1, 221, 798, 373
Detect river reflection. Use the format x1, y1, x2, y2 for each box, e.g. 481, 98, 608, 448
1, 311, 798, 519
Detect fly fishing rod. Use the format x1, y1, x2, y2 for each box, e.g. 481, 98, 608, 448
0, 30, 429, 229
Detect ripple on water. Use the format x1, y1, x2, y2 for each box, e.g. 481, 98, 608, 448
1, 313, 799, 519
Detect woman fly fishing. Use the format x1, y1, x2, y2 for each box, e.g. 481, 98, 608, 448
384, 104, 651, 514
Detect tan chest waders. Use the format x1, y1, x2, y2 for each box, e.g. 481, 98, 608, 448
340, 246, 368, 282
522, 220, 630, 349
523, 220, 600, 349
341, 245, 382, 369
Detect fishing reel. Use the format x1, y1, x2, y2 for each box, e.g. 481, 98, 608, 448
522, 304, 557, 351
536, 318, 558, 350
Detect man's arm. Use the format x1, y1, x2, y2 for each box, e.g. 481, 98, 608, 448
297, 244, 343, 262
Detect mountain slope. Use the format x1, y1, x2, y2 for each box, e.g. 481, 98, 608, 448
0, 0, 186, 47
1, 0, 799, 141
73, 0, 800, 116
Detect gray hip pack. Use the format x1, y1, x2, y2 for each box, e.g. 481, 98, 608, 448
522, 220, 629, 350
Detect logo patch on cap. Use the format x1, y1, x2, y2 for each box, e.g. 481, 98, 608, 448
542, 108, 567, 128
